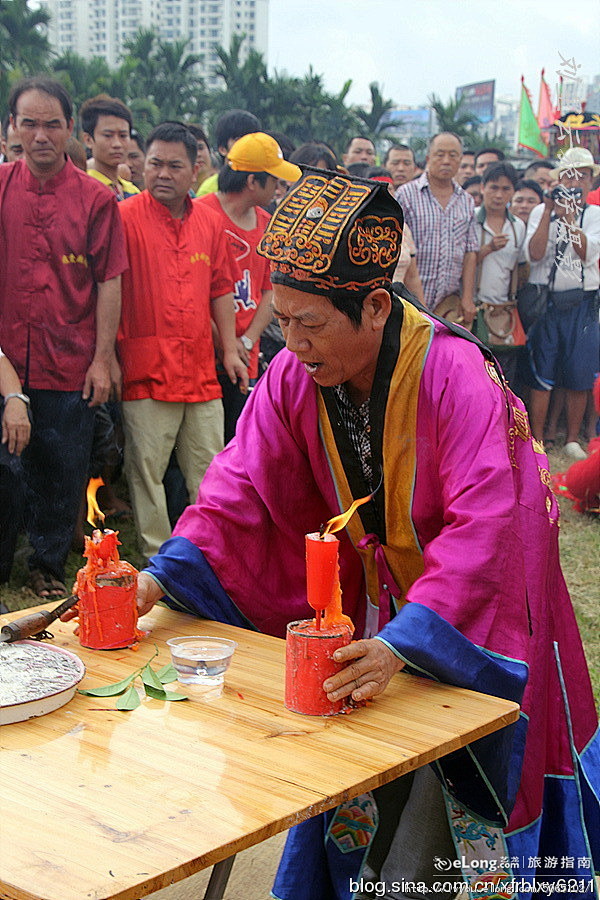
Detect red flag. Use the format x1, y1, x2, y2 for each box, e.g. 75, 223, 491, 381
537, 69, 554, 146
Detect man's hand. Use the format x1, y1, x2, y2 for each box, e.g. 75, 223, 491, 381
236, 337, 251, 367
109, 353, 122, 401
1, 397, 31, 456
222, 350, 249, 393
489, 233, 509, 252
460, 297, 478, 326
82, 357, 111, 407
137, 572, 164, 617
323, 638, 405, 703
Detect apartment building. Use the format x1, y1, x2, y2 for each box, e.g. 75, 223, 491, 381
39, 0, 268, 86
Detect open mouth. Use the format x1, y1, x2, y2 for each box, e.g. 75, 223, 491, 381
303, 363, 321, 376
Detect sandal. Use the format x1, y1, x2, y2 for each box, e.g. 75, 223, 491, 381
28, 569, 67, 599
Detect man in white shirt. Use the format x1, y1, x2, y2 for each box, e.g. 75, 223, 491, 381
475, 162, 525, 388
525, 147, 600, 459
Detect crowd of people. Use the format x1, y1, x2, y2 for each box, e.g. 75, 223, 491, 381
1, 76, 599, 594
1, 75, 599, 900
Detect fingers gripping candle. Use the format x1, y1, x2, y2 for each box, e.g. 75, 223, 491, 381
285, 495, 372, 716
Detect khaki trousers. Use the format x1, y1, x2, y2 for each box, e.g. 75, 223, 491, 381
122, 398, 224, 559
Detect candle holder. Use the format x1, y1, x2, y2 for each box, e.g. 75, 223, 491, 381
285, 619, 352, 716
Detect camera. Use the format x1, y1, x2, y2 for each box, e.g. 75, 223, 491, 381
549, 185, 583, 202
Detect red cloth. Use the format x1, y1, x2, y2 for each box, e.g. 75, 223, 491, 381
587, 186, 600, 206
118, 191, 235, 402
564, 436, 600, 512
198, 194, 272, 378
0, 157, 128, 391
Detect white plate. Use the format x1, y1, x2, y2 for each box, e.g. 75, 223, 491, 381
0, 641, 85, 726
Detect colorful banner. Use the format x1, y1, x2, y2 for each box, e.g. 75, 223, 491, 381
518, 77, 548, 157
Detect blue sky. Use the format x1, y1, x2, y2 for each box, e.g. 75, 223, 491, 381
268, 0, 599, 109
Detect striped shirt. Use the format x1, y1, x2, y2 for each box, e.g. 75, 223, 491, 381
396, 172, 478, 310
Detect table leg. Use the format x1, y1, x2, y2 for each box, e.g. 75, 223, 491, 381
203, 855, 236, 899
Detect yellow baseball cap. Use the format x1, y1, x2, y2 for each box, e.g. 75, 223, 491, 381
226, 132, 302, 182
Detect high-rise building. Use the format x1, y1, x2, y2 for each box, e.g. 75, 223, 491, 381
39, 0, 268, 88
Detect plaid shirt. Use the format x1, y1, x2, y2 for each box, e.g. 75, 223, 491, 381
333, 384, 374, 490
396, 172, 478, 310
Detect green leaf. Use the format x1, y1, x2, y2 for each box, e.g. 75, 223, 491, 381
143, 683, 167, 700
116, 685, 141, 710
156, 663, 178, 684
143, 684, 188, 702
141, 664, 164, 691
79, 674, 136, 697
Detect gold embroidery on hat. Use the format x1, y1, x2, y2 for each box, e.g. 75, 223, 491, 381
271, 262, 388, 293
259, 173, 372, 273
348, 216, 401, 268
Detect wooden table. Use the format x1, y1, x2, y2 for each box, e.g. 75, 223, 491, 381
0, 604, 519, 900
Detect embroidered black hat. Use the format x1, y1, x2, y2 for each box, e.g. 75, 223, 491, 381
257, 166, 403, 298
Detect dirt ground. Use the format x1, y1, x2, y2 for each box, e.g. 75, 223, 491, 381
146, 832, 287, 900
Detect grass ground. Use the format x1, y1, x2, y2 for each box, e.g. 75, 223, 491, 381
1, 447, 598, 703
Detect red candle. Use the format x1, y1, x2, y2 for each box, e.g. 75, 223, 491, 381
305, 532, 339, 629
75, 530, 140, 650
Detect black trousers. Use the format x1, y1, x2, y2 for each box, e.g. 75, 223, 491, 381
18, 389, 95, 582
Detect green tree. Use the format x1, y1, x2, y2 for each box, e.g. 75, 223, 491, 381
428, 93, 480, 139
52, 52, 113, 113
353, 82, 395, 142
210, 33, 269, 122
0, 0, 51, 73
0, 0, 52, 109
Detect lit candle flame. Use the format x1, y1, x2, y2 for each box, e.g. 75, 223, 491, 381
86, 477, 106, 528
322, 492, 373, 536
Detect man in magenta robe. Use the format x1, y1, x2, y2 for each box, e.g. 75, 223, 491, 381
135, 169, 599, 900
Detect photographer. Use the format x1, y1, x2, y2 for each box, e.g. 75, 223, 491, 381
525, 147, 600, 459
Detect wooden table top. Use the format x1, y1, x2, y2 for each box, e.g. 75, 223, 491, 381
0, 604, 519, 900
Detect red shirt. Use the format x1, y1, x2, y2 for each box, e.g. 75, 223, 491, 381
199, 193, 272, 378
118, 191, 235, 402
0, 157, 127, 391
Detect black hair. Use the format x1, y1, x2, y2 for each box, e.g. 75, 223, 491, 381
462, 175, 483, 190
481, 161, 518, 186
267, 131, 296, 159
523, 159, 556, 174
214, 109, 261, 154
475, 147, 505, 163
344, 135, 375, 153
289, 142, 338, 170
187, 123, 209, 147
146, 122, 198, 166
366, 166, 393, 180
514, 178, 544, 202
328, 290, 373, 328
80, 94, 132, 136
346, 162, 371, 178
130, 130, 145, 153
428, 132, 463, 152
461, 149, 475, 158
218, 165, 269, 193
1, 115, 9, 138
9, 76, 73, 122
383, 144, 414, 166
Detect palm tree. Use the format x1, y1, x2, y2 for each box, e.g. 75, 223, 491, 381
152, 38, 204, 120
428, 93, 480, 139
52, 52, 113, 112
354, 82, 395, 141
0, 0, 51, 73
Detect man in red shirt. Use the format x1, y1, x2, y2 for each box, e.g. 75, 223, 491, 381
199, 132, 301, 440
0, 77, 127, 596
118, 122, 247, 559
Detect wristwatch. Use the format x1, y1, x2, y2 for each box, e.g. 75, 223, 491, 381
3, 392, 30, 406
240, 335, 254, 352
